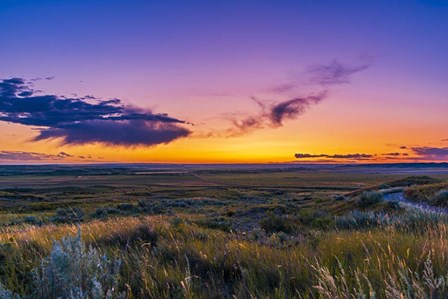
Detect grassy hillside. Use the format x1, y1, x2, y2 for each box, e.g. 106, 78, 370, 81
404, 182, 448, 207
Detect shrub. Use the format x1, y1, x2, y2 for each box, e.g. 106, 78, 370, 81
116, 203, 136, 211
311, 215, 334, 229
33, 230, 123, 299
91, 207, 120, 219
260, 213, 294, 233
378, 183, 390, 189
169, 217, 184, 227
196, 217, 232, 232
96, 223, 158, 248
333, 195, 346, 201
50, 208, 85, 224
137, 199, 166, 214
91, 208, 109, 219
297, 209, 314, 225
0, 283, 20, 299
386, 200, 401, 210
392, 208, 448, 233
336, 210, 389, 230
357, 191, 383, 208
24, 215, 43, 226
433, 190, 448, 207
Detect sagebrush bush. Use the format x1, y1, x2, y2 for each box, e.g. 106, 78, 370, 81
433, 189, 448, 207
0, 283, 20, 299
357, 191, 383, 208
137, 199, 166, 214
24, 215, 43, 226
260, 212, 294, 233
33, 230, 123, 299
196, 217, 232, 232
116, 203, 136, 211
333, 195, 346, 201
95, 223, 158, 248
91, 207, 121, 219
386, 200, 401, 210
336, 210, 389, 230
51, 208, 85, 224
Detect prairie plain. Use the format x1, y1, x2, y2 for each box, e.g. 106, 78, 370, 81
0, 163, 448, 298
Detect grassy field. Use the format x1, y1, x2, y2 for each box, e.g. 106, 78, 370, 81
0, 164, 448, 298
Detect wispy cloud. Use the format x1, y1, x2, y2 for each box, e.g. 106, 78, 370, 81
270, 59, 372, 93
0, 150, 106, 162
0, 151, 71, 161
30, 76, 55, 82
0, 78, 191, 146
306, 59, 371, 85
226, 92, 327, 137
222, 58, 371, 137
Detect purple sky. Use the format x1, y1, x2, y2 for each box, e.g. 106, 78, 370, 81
0, 0, 447, 163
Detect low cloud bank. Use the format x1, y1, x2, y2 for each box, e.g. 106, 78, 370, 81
294, 153, 373, 160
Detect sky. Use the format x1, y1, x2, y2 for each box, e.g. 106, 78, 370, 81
0, 0, 447, 163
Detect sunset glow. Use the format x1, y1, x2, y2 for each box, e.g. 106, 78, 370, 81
1, 0, 447, 164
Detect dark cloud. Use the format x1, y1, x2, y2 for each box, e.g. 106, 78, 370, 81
270, 94, 324, 126
58, 151, 73, 158
307, 59, 371, 85
225, 58, 370, 137
0, 151, 73, 161
205, 60, 370, 137
30, 76, 55, 82
330, 154, 373, 159
36, 120, 191, 146
400, 146, 408, 149
227, 92, 327, 136
295, 153, 374, 160
382, 152, 401, 156
294, 153, 328, 159
0, 78, 191, 146
442, 139, 448, 142
411, 147, 448, 159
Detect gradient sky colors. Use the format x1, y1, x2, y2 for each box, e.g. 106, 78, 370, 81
1, 0, 447, 163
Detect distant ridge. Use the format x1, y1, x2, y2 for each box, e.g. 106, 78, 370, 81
336, 162, 448, 168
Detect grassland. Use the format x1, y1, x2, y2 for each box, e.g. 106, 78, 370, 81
0, 164, 448, 298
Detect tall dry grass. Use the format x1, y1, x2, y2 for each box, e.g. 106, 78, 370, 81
0, 210, 448, 298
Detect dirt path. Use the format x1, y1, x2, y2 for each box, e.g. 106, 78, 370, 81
383, 192, 448, 214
